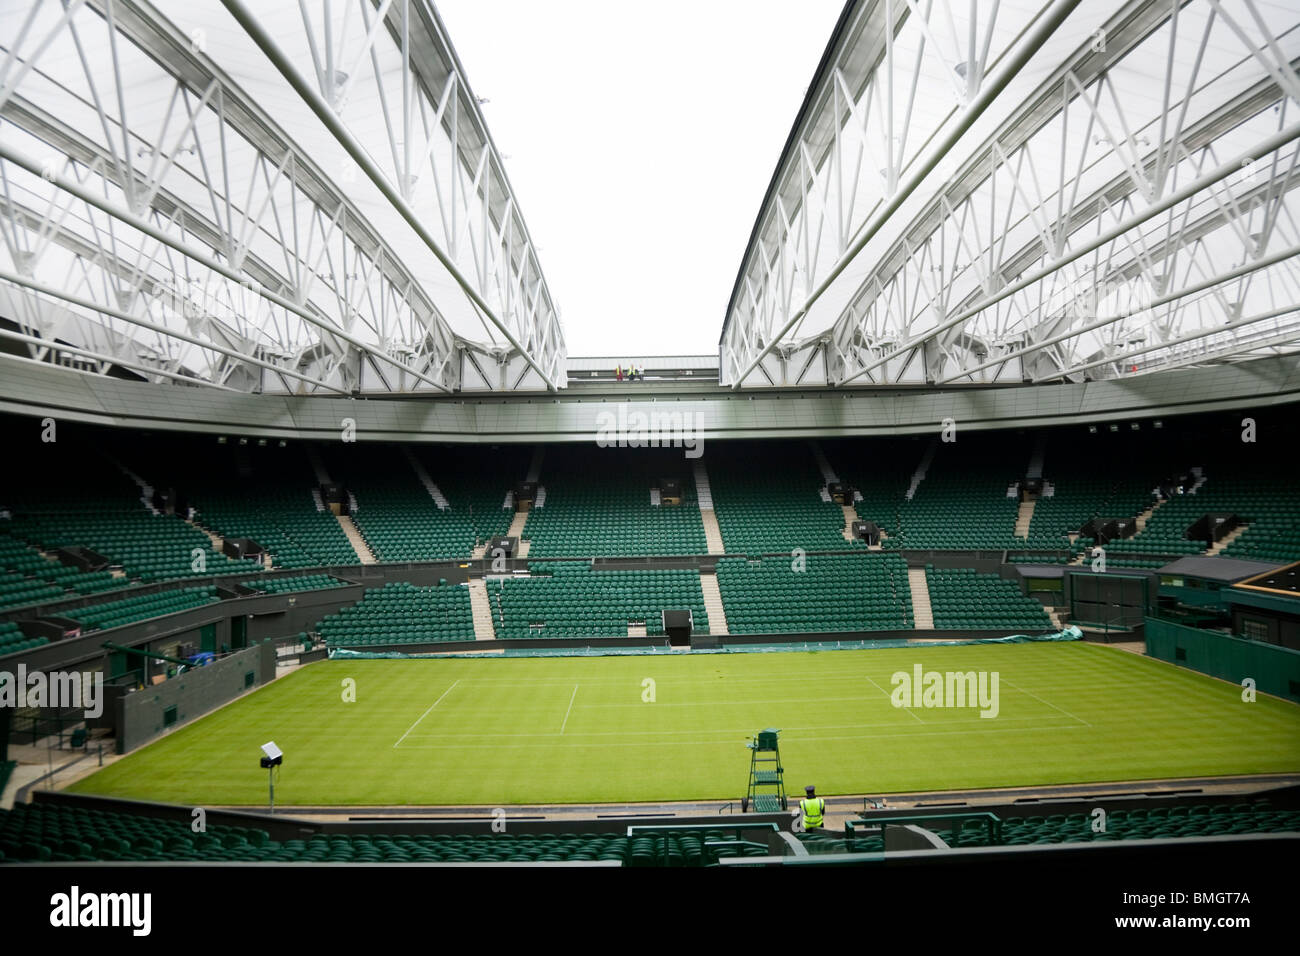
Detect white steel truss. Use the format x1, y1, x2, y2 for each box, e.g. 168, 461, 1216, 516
721, 0, 1300, 388
0, 0, 566, 393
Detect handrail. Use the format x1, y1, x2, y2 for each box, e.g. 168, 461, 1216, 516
846, 811, 1001, 847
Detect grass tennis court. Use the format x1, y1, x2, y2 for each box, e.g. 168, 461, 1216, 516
70, 642, 1300, 806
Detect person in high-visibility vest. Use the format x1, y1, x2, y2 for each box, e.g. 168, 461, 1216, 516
800, 785, 828, 832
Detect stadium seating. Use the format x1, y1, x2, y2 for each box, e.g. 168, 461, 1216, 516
68, 586, 221, 632
488, 562, 709, 638
841, 802, 1300, 851
0, 535, 128, 601
1028, 476, 1155, 549
524, 447, 707, 557
325, 445, 519, 561
5, 507, 262, 585
317, 581, 473, 646
0, 571, 68, 613
191, 489, 356, 570
824, 437, 919, 541
0, 803, 635, 863
708, 443, 858, 554
715, 554, 912, 634
924, 566, 1053, 631
5, 798, 1293, 864
0, 620, 48, 656
247, 574, 346, 594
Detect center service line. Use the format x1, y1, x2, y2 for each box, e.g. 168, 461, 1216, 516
394, 679, 462, 747
560, 683, 579, 734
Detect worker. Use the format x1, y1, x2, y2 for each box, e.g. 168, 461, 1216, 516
800, 785, 828, 833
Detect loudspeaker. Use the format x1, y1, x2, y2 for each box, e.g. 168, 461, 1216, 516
223, 537, 263, 560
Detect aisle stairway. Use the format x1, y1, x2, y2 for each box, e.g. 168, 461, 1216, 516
403, 448, 449, 509
699, 570, 729, 635
468, 578, 497, 640
1207, 523, 1250, 556
1015, 494, 1037, 538
841, 503, 859, 542
694, 460, 725, 554
906, 441, 938, 499
907, 567, 934, 629
337, 515, 376, 565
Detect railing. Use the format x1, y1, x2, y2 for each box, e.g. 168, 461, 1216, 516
845, 811, 1002, 849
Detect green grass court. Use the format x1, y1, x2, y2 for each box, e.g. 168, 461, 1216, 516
71, 642, 1300, 806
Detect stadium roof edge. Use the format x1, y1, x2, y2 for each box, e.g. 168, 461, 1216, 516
3, 352, 1298, 444
719, 0, 858, 348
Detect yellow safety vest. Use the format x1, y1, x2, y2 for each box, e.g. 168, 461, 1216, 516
801, 797, 825, 828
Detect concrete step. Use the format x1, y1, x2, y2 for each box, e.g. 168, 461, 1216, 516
692, 459, 714, 510
507, 511, 529, 539
906, 440, 938, 500
1207, 522, 1250, 556
1045, 605, 1067, 630
1135, 496, 1165, 532
907, 567, 933, 629
467, 578, 497, 641
336, 514, 376, 565
402, 447, 449, 509
841, 503, 859, 542
1015, 494, 1037, 538
699, 570, 729, 635
187, 519, 223, 551
701, 509, 725, 555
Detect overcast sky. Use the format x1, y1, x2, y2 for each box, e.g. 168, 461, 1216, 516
436, 0, 846, 358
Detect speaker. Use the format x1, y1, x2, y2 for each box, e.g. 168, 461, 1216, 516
853, 520, 880, 544
223, 537, 263, 560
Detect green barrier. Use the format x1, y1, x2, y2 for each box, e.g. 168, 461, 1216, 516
328, 626, 1085, 661
1145, 617, 1300, 703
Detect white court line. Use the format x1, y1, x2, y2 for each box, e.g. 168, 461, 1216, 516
560, 683, 579, 734
865, 674, 923, 723
393, 679, 461, 748
395, 722, 1094, 750
394, 713, 1079, 742
1000, 677, 1091, 727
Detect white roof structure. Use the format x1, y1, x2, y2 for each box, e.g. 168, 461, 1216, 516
3, 0, 1297, 401
721, 0, 1300, 388
0, 0, 566, 394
